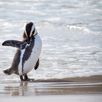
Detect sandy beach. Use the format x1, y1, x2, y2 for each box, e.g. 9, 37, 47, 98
0, 75, 102, 96
1, 95, 102, 102
0, 75, 102, 102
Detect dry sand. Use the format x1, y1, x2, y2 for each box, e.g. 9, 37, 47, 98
0, 95, 102, 102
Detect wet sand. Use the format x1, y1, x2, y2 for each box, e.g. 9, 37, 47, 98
0, 75, 102, 102
0, 75, 102, 96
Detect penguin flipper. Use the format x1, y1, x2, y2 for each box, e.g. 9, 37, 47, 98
34, 59, 39, 70
2, 40, 26, 49
3, 68, 13, 75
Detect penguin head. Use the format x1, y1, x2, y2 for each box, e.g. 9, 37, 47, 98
23, 22, 37, 39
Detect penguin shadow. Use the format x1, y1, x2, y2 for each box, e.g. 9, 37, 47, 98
4, 81, 38, 96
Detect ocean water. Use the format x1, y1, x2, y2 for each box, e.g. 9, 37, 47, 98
0, 0, 102, 80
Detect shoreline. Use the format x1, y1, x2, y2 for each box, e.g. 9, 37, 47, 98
0, 75, 102, 96
32, 75, 102, 83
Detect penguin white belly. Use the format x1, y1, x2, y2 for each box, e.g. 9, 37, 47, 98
18, 35, 42, 75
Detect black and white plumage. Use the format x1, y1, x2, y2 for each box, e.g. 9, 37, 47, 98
2, 22, 42, 81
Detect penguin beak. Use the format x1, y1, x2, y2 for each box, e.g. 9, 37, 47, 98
26, 36, 30, 44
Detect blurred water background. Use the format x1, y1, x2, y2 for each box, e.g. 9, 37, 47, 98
0, 0, 102, 80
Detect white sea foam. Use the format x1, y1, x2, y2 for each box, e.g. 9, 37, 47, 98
67, 25, 91, 33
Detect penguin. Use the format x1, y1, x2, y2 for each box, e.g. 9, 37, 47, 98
2, 22, 42, 81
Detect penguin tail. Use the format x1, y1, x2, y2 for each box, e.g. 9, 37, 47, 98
3, 68, 13, 75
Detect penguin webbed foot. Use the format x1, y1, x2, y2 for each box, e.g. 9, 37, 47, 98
20, 75, 34, 82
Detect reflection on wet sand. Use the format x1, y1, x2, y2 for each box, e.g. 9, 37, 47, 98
4, 82, 28, 96
4, 82, 102, 96
4, 82, 41, 96
2, 75, 102, 96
